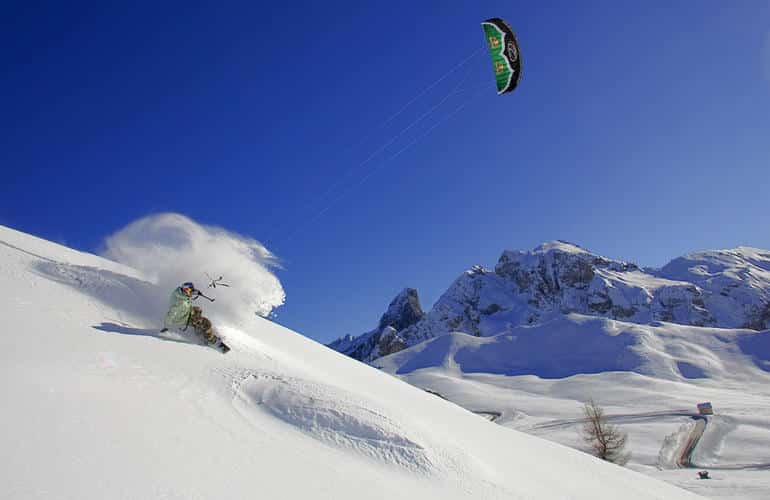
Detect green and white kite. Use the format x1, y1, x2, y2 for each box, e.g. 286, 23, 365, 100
482, 18, 522, 95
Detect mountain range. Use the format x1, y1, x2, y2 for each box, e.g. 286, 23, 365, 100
330, 241, 770, 363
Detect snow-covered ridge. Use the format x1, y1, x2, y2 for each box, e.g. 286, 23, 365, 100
331, 241, 770, 362
656, 247, 770, 329
374, 314, 770, 383
2, 225, 702, 499
0, 223, 145, 279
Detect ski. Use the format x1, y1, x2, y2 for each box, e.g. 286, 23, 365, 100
210, 339, 230, 354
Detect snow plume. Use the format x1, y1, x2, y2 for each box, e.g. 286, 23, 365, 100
101, 213, 285, 323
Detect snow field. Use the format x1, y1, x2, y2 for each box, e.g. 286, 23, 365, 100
0, 225, 703, 499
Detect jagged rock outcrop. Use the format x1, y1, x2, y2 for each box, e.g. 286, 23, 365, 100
327, 288, 424, 361
378, 326, 407, 357
377, 288, 424, 332
330, 241, 770, 362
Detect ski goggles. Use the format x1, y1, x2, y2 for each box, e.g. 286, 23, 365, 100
182, 286, 194, 296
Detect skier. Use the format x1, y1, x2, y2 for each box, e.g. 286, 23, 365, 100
161, 282, 229, 353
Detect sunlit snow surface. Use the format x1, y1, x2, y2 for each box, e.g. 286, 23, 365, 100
0, 225, 703, 499
375, 317, 770, 499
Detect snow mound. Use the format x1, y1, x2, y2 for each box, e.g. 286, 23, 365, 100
737, 331, 770, 372
235, 373, 432, 472
377, 314, 770, 383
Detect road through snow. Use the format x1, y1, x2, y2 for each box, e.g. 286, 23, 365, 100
527, 411, 770, 471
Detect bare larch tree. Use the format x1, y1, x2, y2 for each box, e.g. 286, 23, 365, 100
581, 399, 630, 465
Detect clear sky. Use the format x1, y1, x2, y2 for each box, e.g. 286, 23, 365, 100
3, 1, 769, 343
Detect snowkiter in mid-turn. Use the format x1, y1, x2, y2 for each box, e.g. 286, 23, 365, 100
161, 282, 229, 353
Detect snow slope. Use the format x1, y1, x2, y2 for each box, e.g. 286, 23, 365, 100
0, 225, 701, 499
374, 315, 770, 499
375, 314, 770, 382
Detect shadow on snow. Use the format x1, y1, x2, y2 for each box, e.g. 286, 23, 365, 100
92, 322, 201, 346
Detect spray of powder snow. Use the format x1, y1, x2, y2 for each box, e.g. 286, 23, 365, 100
101, 213, 285, 325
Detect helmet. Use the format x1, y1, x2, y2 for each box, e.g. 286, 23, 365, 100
181, 282, 195, 297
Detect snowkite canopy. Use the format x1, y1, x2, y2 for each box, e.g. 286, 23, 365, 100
481, 18, 521, 95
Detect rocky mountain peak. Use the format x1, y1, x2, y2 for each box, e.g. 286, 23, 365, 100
331, 242, 770, 362
327, 288, 425, 362
378, 288, 425, 332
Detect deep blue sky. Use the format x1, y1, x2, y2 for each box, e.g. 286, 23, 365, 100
3, 1, 769, 343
